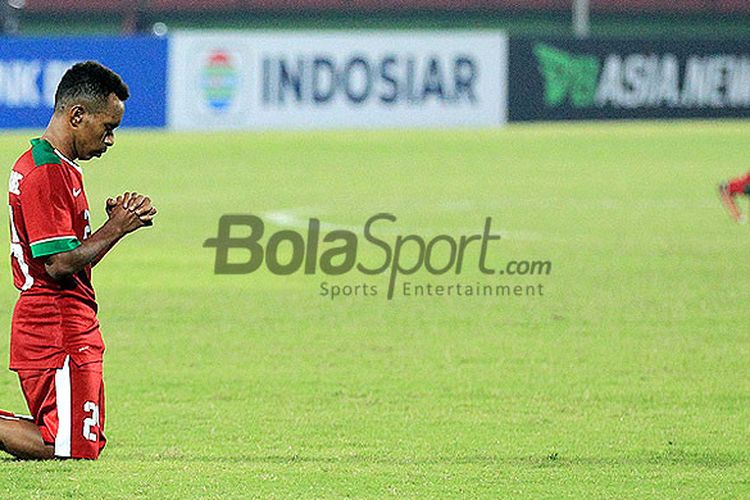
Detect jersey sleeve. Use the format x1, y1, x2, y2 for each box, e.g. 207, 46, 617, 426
19, 164, 81, 258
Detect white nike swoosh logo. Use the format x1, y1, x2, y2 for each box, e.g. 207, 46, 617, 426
73, 188, 82, 197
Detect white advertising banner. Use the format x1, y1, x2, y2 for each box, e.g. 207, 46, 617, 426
168, 31, 508, 130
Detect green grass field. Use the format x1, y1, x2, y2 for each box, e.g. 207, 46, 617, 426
0, 121, 749, 497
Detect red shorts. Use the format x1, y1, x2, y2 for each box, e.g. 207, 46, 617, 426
16, 356, 106, 459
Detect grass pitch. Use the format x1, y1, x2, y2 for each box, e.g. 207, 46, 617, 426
1, 121, 749, 497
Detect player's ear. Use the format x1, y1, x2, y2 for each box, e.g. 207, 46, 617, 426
69, 104, 85, 129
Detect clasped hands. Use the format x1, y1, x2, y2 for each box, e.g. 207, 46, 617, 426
105, 192, 157, 234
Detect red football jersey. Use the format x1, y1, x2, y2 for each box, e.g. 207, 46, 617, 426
8, 138, 103, 370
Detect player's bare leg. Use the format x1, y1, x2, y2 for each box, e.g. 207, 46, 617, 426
0, 411, 54, 460
718, 181, 745, 223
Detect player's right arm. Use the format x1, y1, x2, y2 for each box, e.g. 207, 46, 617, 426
45, 194, 155, 280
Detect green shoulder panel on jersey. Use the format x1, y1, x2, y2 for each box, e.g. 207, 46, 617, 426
30, 138, 62, 167
30, 237, 81, 258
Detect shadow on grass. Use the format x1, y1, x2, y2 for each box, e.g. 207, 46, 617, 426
2, 447, 746, 469
106, 450, 748, 468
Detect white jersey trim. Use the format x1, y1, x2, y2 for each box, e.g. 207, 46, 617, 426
53, 148, 83, 175
54, 356, 72, 458
29, 235, 78, 246
8, 205, 34, 290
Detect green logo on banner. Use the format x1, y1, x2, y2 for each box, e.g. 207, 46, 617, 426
533, 43, 600, 108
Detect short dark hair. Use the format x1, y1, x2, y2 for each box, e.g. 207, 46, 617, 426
54, 61, 129, 113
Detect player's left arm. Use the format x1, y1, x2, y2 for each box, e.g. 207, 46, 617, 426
44, 197, 153, 280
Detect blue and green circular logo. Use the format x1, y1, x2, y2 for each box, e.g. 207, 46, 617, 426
201, 50, 237, 112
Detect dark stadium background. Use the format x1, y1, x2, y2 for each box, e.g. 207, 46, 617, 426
6, 1, 750, 37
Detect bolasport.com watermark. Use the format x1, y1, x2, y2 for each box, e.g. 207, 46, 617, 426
204, 213, 552, 300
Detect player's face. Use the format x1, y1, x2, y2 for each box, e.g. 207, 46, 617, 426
75, 93, 125, 161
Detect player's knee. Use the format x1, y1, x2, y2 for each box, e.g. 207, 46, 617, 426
8, 443, 54, 461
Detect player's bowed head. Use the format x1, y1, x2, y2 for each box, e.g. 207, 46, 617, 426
45, 61, 130, 162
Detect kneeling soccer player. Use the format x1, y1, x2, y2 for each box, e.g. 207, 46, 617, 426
0, 61, 156, 459
719, 172, 750, 223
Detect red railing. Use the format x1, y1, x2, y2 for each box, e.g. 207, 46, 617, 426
23, 0, 750, 13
